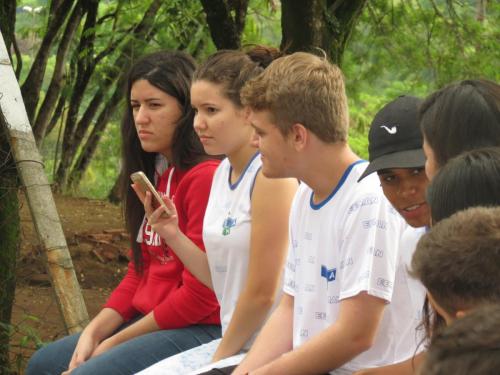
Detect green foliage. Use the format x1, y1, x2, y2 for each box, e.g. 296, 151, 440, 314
242, 0, 281, 47
344, 0, 499, 98
40, 116, 122, 199
17, 0, 500, 199
15, 1, 47, 41
344, 0, 499, 156
2, 316, 45, 374
152, 0, 206, 52
77, 119, 122, 199
349, 127, 369, 160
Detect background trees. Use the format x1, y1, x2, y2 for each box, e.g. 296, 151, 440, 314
3, 0, 496, 199
280, 0, 367, 64
0, 114, 20, 374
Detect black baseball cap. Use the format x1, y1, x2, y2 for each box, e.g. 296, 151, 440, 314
358, 95, 425, 182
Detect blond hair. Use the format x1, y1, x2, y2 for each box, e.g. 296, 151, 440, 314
241, 52, 349, 143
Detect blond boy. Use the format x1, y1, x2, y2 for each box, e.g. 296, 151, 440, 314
228, 52, 410, 374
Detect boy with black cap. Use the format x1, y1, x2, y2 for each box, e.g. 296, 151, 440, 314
358, 95, 430, 228
355, 95, 430, 374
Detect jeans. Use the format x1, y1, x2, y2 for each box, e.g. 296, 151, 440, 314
25, 324, 221, 375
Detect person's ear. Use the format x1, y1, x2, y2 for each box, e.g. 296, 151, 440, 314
427, 292, 455, 325
290, 123, 308, 151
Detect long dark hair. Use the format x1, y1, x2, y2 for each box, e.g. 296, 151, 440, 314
120, 51, 208, 271
427, 147, 500, 223
420, 79, 500, 167
419, 147, 500, 342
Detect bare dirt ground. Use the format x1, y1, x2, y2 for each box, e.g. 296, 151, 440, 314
11, 194, 130, 373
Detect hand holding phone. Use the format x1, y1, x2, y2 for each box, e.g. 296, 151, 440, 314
130, 171, 172, 217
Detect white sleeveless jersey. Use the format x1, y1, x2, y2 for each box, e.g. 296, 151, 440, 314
284, 161, 410, 374
203, 153, 262, 347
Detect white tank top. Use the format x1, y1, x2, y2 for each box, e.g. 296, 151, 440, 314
203, 153, 262, 346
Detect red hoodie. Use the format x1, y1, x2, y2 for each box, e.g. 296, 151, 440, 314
105, 160, 221, 329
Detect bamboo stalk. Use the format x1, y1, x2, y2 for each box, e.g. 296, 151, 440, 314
0, 32, 88, 333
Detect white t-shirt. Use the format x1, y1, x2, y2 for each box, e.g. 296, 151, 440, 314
203, 152, 265, 348
283, 160, 408, 374
391, 226, 427, 361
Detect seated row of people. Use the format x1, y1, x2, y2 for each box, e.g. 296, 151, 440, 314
27, 48, 500, 375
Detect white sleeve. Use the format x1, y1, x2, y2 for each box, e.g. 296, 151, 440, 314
338, 193, 403, 303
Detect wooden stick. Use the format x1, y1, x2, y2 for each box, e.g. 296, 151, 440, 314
0, 32, 88, 333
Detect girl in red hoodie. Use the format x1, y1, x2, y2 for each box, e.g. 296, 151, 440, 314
26, 51, 221, 375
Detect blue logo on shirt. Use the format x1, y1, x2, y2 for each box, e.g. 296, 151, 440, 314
222, 215, 236, 235
321, 265, 336, 289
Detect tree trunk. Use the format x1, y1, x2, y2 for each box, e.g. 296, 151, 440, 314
20, 0, 76, 122
107, 174, 122, 204
281, 0, 367, 65
328, 0, 367, 65
476, 0, 486, 21
199, 0, 249, 49
0, 32, 89, 335
54, 88, 105, 191
0, 112, 20, 375
54, 0, 162, 191
0, 0, 17, 63
68, 79, 126, 189
45, 94, 67, 138
53, 0, 99, 178
33, 1, 84, 144
0, 0, 21, 77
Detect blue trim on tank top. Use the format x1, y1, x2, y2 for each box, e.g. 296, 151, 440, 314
249, 166, 262, 199
310, 160, 367, 210
228, 151, 261, 190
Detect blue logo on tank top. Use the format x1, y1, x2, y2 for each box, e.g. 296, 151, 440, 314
222, 214, 237, 236
321, 265, 336, 289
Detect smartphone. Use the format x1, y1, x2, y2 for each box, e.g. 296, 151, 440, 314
130, 171, 171, 216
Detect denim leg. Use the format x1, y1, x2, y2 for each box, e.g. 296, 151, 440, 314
25, 332, 81, 375
25, 316, 142, 375
69, 324, 221, 375
25, 324, 221, 375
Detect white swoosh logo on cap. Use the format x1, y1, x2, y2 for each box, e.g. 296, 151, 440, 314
380, 125, 397, 134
